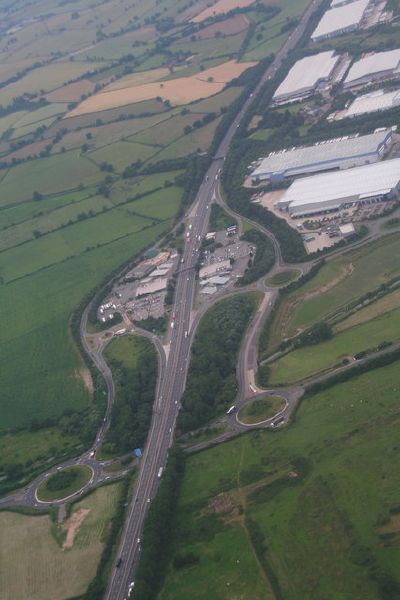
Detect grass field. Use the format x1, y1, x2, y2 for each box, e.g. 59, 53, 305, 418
269, 306, 400, 384
0, 428, 81, 467
0, 483, 122, 600
265, 234, 400, 352
238, 396, 285, 424
0, 152, 102, 207
0, 219, 170, 430
162, 361, 400, 598
37, 465, 92, 501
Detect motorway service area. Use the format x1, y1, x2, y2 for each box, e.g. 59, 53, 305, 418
97, 223, 255, 329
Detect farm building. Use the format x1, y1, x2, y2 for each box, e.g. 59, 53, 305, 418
272, 51, 341, 104
343, 49, 400, 88
276, 158, 400, 217
250, 129, 393, 183
338, 88, 400, 119
311, 0, 371, 42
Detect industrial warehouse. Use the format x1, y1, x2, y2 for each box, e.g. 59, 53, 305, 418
276, 158, 400, 217
311, 0, 371, 42
333, 87, 400, 119
343, 49, 400, 88
250, 129, 393, 183
272, 51, 342, 104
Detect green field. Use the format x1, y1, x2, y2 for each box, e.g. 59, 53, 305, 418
266, 235, 400, 352
37, 465, 92, 501
0, 483, 122, 599
269, 306, 400, 384
161, 361, 400, 599
238, 396, 285, 424
0, 152, 102, 207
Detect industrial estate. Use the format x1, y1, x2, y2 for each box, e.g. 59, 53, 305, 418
1, 0, 400, 598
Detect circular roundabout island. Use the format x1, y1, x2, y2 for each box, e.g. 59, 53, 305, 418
238, 395, 286, 425
36, 465, 93, 502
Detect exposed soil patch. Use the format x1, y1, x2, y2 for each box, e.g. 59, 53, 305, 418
378, 514, 400, 535
78, 367, 94, 395
209, 492, 239, 515
62, 508, 90, 549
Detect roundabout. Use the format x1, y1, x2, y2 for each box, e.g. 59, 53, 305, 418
36, 465, 94, 503
237, 395, 287, 426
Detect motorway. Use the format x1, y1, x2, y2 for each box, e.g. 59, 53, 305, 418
106, 0, 327, 597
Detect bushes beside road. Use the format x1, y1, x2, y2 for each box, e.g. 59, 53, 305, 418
237, 228, 275, 286
102, 336, 157, 456
178, 293, 259, 433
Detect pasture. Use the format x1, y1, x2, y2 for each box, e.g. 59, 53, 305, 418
0, 220, 171, 429
0, 483, 122, 600
265, 234, 400, 352
268, 305, 400, 384
67, 61, 255, 116
161, 361, 400, 598
0, 152, 102, 207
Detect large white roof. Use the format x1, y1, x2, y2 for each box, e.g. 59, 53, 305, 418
345, 49, 400, 84
345, 88, 400, 117
251, 129, 391, 177
273, 51, 339, 99
311, 0, 370, 40
281, 158, 400, 209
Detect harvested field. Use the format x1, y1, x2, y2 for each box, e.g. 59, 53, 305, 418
182, 14, 249, 40
46, 79, 96, 103
67, 61, 255, 117
0, 484, 122, 600
192, 0, 255, 22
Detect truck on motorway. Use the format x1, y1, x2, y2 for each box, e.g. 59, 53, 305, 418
226, 405, 236, 415
184, 330, 188, 338
249, 383, 257, 393
115, 328, 126, 336
158, 467, 163, 478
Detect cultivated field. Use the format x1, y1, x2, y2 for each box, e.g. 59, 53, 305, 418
0, 483, 122, 600
161, 361, 400, 598
67, 61, 255, 116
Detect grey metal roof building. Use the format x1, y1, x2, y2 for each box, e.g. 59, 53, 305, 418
341, 88, 400, 118
272, 51, 340, 103
250, 129, 393, 183
311, 0, 371, 42
276, 158, 400, 217
343, 49, 400, 88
